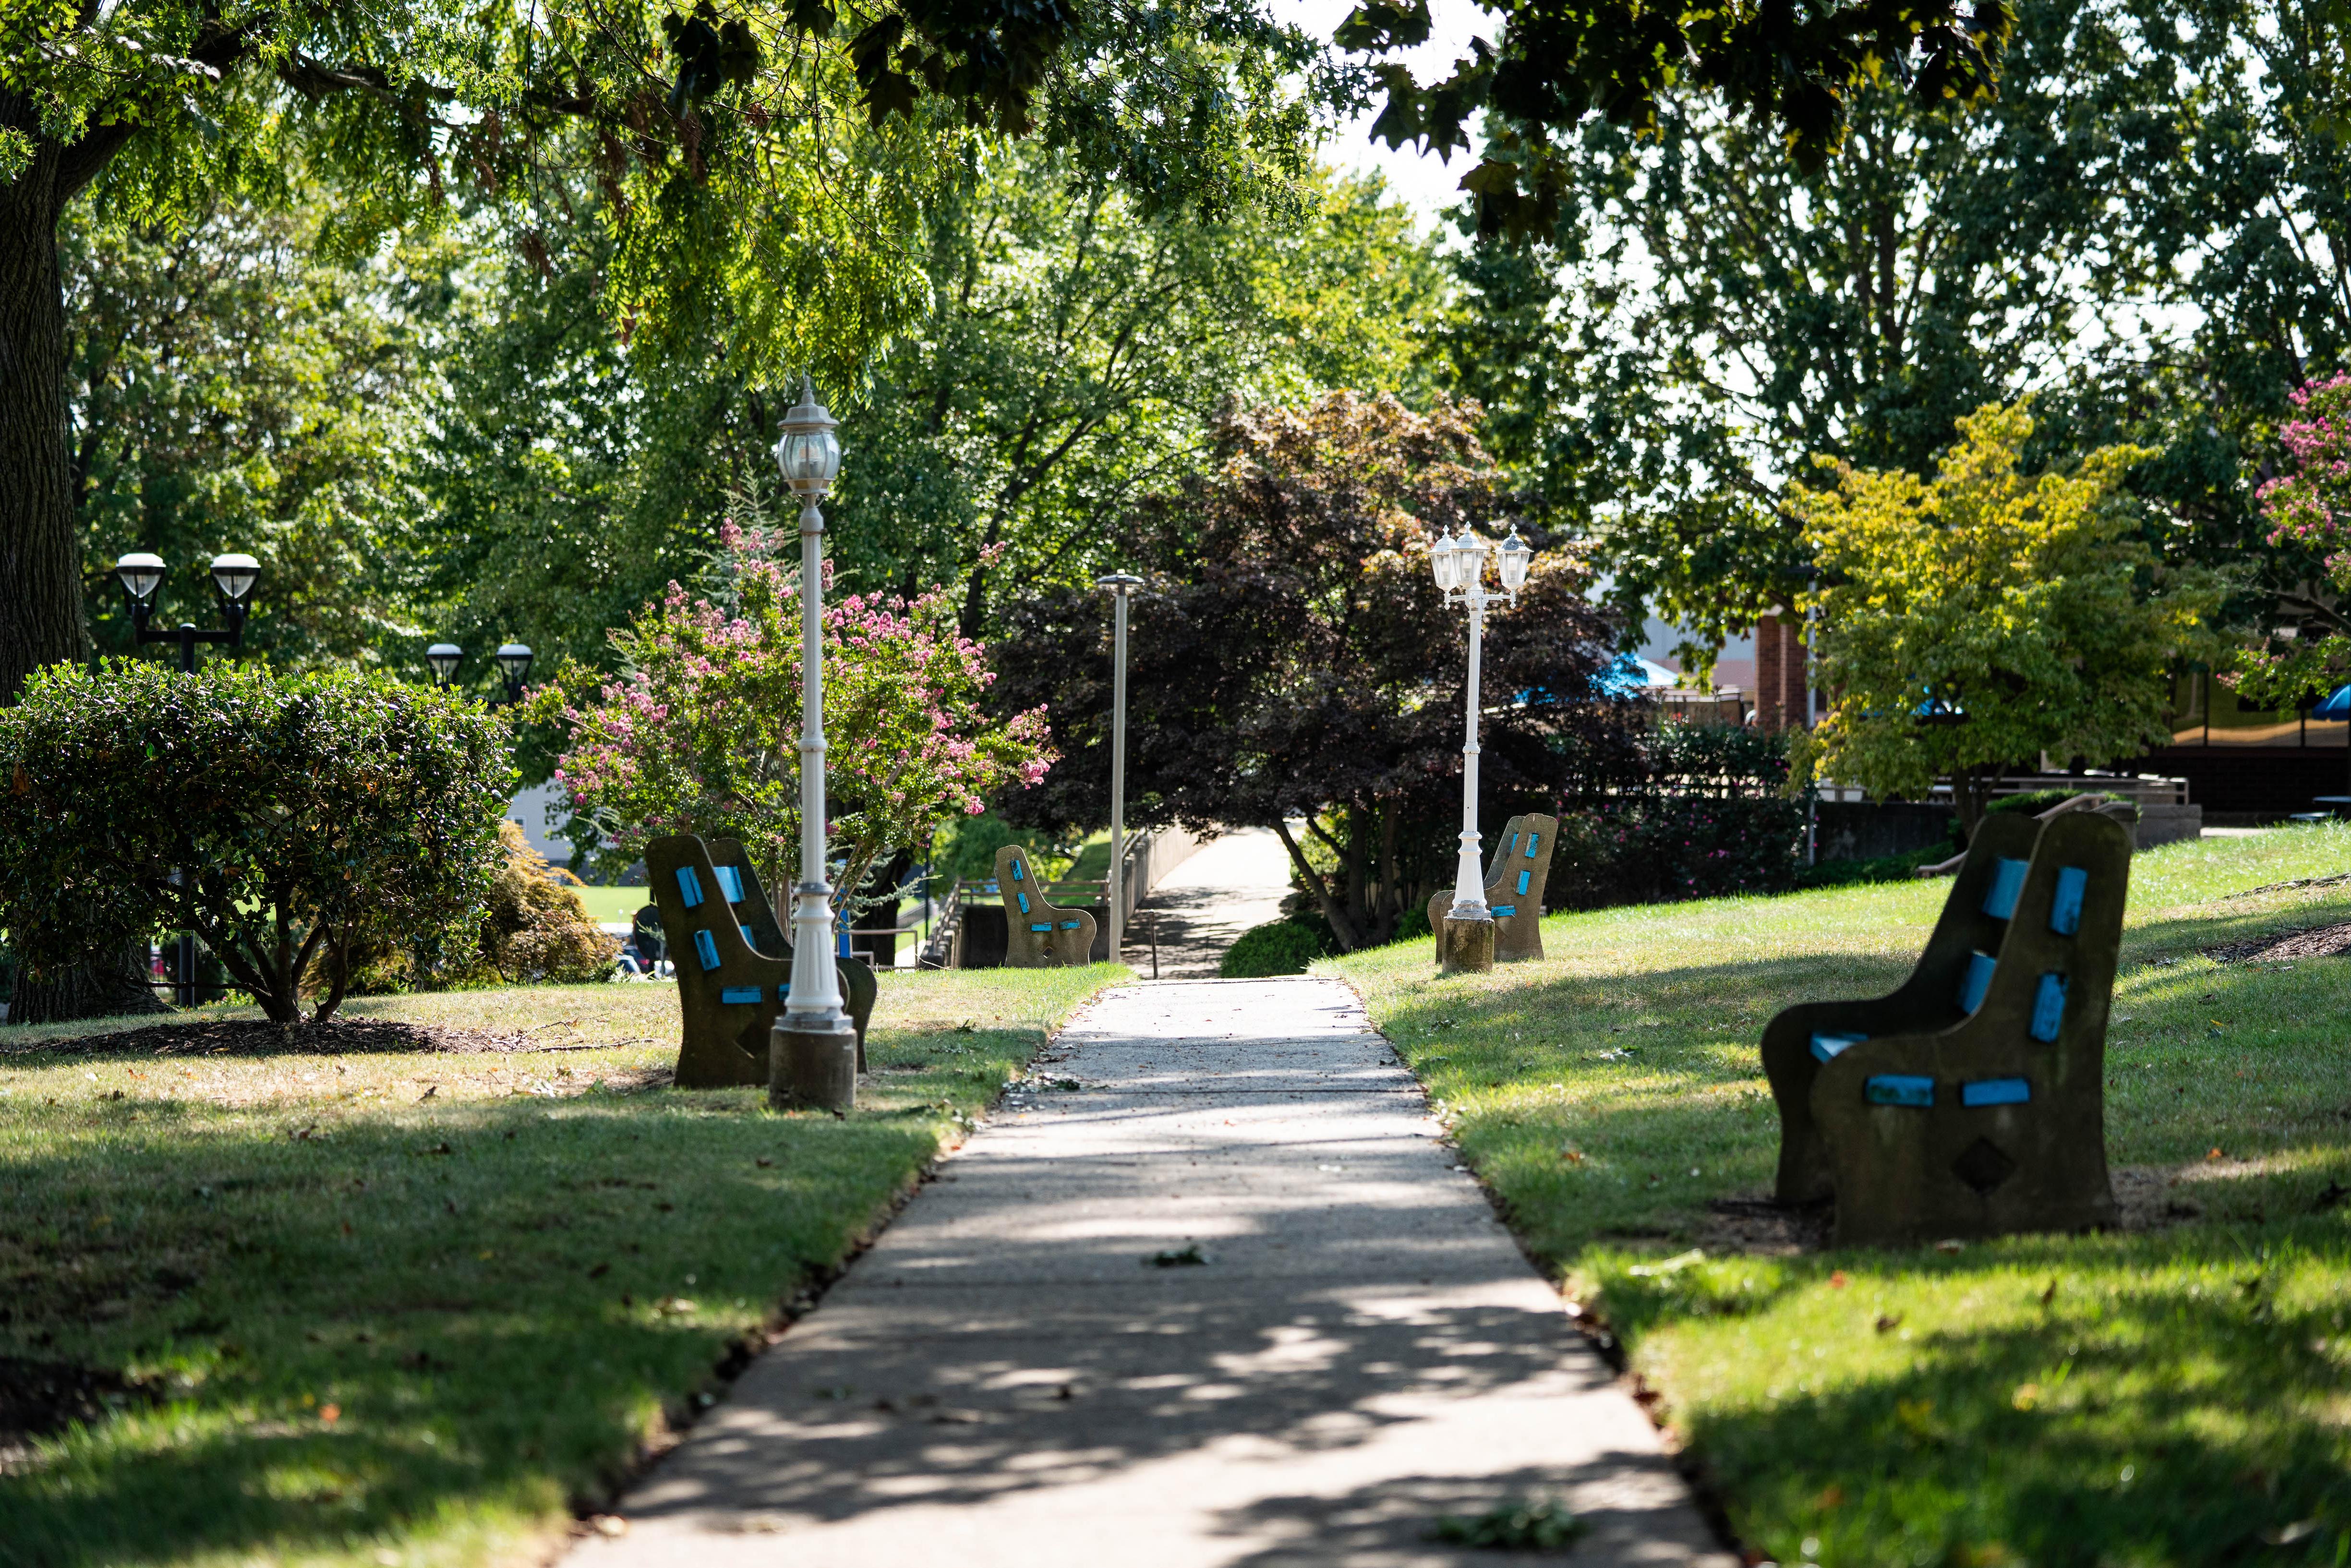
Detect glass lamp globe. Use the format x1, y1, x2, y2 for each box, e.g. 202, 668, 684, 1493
426, 643, 464, 687
1495, 527, 1533, 593
210, 552, 261, 604
1429, 530, 1459, 591
1454, 528, 1491, 589
494, 643, 535, 689
773, 377, 842, 499
115, 552, 167, 604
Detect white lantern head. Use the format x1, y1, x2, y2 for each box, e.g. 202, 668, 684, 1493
1454, 528, 1490, 590
425, 643, 464, 687
209, 552, 261, 604
494, 642, 535, 690
773, 376, 842, 499
1495, 526, 1533, 594
1428, 530, 1458, 591
115, 552, 167, 604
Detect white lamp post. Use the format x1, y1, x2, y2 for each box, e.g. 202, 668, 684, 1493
1430, 523, 1533, 974
1096, 573, 1143, 962
769, 377, 856, 1110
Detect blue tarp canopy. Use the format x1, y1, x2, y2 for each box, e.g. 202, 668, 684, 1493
1595, 654, 1679, 698
2314, 683, 2351, 720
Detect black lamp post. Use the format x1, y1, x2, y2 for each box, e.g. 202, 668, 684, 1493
112, 550, 261, 1007
421, 641, 532, 704
114, 551, 259, 673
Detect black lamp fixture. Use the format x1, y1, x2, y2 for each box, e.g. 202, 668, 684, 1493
424, 640, 533, 704
494, 643, 534, 704
114, 551, 260, 672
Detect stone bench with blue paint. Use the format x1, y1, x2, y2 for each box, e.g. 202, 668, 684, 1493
1425, 812, 1560, 963
1759, 808, 2129, 1245
995, 844, 1097, 968
644, 833, 878, 1089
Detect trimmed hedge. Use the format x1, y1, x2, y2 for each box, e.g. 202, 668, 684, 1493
1219, 919, 1333, 978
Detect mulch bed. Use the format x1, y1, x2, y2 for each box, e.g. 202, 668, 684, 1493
0, 1357, 156, 1464
2, 1017, 548, 1059
2203, 920, 2351, 965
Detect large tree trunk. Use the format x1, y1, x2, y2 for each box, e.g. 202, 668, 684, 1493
11, 941, 168, 1026
0, 124, 87, 705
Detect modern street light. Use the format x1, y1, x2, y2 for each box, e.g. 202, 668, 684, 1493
494, 643, 535, 704
422, 641, 532, 703
114, 550, 259, 674
1428, 522, 1533, 974
1096, 573, 1144, 963
768, 377, 856, 1111
112, 549, 262, 1007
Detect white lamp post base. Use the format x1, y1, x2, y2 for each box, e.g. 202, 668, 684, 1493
770, 1018, 858, 1111
1439, 914, 1495, 975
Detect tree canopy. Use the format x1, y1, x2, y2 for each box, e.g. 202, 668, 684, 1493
1338, 0, 2013, 238
1, 0, 1337, 700
1791, 402, 2221, 830
990, 391, 1634, 950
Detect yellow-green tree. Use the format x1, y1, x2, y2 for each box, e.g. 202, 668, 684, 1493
1790, 403, 2220, 833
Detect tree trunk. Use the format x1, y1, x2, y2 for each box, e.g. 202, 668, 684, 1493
0, 130, 87, 705
11, 941, 169, 1026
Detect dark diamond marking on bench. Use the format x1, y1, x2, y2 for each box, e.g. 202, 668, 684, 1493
1953, 1137, 2018, 1196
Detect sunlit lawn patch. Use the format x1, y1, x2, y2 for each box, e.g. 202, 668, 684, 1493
0, 965, 1122, 1568
1331, 826, 2351, 1567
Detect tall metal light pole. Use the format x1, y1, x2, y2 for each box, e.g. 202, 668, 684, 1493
1096, 573, 1143, 963
769, 378, 855, 1110
113, 550, 262, 1008
1428, 524, 1533, 975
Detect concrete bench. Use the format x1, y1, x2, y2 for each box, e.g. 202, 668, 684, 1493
645, 834, 877, 1088
1760, 809, 2129, 1245
995, 845, 1097, 967
1426, 812, 1560, 963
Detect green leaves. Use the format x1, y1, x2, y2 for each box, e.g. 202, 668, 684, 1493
0, 662, 511, 1023
662, 3, 761, 116
1790, 401, 2224, 811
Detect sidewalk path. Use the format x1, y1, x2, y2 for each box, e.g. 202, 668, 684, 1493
1133, 826, 1297, 977
573, 978, 1733, 1568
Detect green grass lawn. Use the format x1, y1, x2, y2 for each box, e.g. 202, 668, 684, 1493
567, 886, 649, 923
1329, 826, 2351, 1568
0, 965, 1125, 1568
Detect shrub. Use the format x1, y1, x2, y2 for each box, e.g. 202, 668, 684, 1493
1220, 919, 1333, 978
0, 661, 511, 1023
481, 824, 620, 982
341, 823, 617, 993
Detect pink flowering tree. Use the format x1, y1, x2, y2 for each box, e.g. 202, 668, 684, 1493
2235, 374, 2351, 708
530, 524, 1055, 927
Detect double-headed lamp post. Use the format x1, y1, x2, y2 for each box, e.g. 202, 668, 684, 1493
424, 642, 535, 704
112, 550, 263, 1007
1428, 523, 1533, 974
768, 377, 857, 1110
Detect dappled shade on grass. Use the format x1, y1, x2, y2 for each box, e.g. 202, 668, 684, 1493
1333, 825, 2351, 1565
0, 967, 1122, 1568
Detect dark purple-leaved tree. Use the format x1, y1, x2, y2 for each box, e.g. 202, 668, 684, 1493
992, 391, 1643, 951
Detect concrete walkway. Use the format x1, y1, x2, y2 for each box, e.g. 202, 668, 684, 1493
574, 978, 1732, 1568
1132, 827, 1298, 977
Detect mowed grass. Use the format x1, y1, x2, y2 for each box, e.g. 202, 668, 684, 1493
0, 965, 1124, 1568
1330, 826, 2351, 1568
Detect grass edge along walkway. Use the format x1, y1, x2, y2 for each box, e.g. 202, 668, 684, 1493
1329, 827, 2351, 1568
0, 964, 1127, 1568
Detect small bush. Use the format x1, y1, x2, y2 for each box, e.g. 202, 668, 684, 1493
1986, 786, 2127, 819
343, 823, 617, 993
0, 661, 511, 1023
1219, 919, 1333, 978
